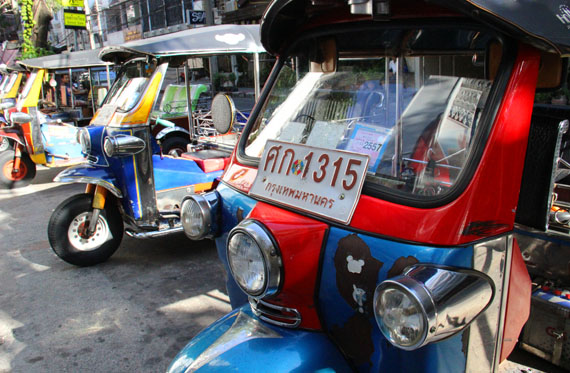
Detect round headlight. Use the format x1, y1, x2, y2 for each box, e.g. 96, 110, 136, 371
181, 195, 212, 240
78, 128, 91, 154
227, 220, 281, 298
374, 286, 427, 349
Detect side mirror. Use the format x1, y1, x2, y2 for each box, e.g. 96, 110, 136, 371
10, 112, 33, 124
0, 102, 14, 110
211, 93, 236, 135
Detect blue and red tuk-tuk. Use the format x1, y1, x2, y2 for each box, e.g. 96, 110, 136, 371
47, 25, 271, 266
168, 0, 570, 371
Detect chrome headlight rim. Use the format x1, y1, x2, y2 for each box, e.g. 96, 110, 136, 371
374, 277, 434, 350
77, 127, 91, 155
181, 194, 212, 240
103, 136, 114, 157
227, 219, 282, 299
374, 265, 495, 351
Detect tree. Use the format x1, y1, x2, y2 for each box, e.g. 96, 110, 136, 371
20, 0, 61, 58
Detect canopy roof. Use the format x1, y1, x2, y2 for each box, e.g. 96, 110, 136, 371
261, 0, 570, 56
100, 24, 264, 64
18, 48, 111, 70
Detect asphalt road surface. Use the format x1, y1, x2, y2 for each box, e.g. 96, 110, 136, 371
0, 166, 231, 372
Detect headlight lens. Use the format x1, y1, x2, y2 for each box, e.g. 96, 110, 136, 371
374, 287, 426, 348
228, 232, 266, 295
181, 195, 211, 240
226, 220, 282, 298
77, 128, 91, 154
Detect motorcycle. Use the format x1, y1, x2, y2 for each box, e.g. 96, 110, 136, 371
168, 0, 570, 372
47, 24, 271, 266
0, 49, 114, 188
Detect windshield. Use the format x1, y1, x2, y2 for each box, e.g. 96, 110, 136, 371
245, 27, 501, 199
0, 73, 16, 93
104, 60, 154, 111
19, 71, 38, 100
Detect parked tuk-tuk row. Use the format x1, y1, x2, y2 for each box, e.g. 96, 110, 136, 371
3, 2, 570, 371
0, 48, 114, 188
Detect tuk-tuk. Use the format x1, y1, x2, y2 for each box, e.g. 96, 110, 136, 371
168, 0, 570, 372
47, 24, 271, 267
0, 49, 113, 188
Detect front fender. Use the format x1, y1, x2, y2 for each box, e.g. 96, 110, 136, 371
0, 126, 24, 146
168, 306, 351, 373
54, 164, 123, 198
156, 126, 190, 140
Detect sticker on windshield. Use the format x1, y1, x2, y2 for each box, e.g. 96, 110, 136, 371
91, 104, 117, 126
250, 140, 369, 224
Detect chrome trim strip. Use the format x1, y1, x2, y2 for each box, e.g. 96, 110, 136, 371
493, 234, 513, 370
249, 297, 301, 328
124, 226, 183, 239
465, 235, 510, 373
53, 175, 123, 198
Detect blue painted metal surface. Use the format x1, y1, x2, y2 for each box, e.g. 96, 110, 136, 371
318, 227, 474, 372
40, 123, 83, 163
168, 306, 352, 373
153, 154, 223, 192
215, 182, 258, 308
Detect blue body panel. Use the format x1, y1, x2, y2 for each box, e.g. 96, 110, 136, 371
317, 227, 474, 372
215, 182, 258, 308
152, 154, 223, 192
168, 306, 352, 373
40, 123, 83, 163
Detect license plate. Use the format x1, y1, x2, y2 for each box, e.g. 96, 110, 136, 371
250, 140, 369, 224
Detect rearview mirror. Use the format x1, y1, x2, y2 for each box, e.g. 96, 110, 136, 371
10, 112, 33, 124
211, 93, 236, 134
537, 52, 566, 89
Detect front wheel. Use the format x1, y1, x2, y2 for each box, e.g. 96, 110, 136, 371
0, 150, 36, 189
48, 193, 124, 266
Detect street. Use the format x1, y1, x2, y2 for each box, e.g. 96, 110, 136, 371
0, 166, 231, 372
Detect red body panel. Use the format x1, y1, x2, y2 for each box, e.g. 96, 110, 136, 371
225, 45, 540, 246
248, 202, 327, 330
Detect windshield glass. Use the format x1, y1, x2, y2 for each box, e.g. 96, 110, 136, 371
19, 71, 38, 100
1, 73, 16, 93
245, 27, 501, 199
104, 60, 154, 111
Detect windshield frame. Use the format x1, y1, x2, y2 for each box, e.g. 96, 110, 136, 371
102, 57, 154, 113
235, 21, 518, 208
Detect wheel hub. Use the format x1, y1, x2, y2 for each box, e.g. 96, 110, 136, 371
68, 212, 112, 251
2, 160, 27, 181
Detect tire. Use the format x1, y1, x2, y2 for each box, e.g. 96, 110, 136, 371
0, 150, 36, 189
161, 136, 189, 157
48, 193, 124, 266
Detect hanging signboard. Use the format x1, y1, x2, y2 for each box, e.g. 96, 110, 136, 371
64, 10, 86, 29
188, 11, 206, 24
62, 0, 85, 7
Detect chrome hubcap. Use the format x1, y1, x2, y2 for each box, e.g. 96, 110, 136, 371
67, 212, 112, 251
